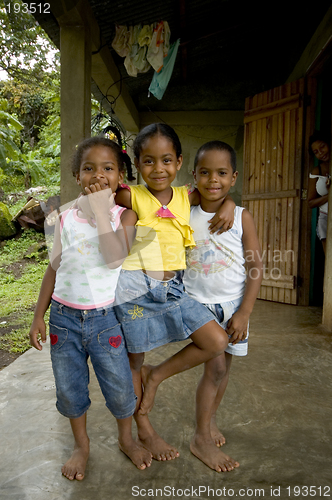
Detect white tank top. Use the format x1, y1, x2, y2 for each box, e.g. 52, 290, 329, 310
309, 174, 329, 214
52, 205, 125, 309
184, 205, 246, 303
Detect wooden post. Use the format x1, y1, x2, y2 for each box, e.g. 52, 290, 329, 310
60, 24, 91, 205
322, 146, 332, 330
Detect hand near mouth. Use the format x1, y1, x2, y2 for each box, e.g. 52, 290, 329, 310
78, 183, 115, 226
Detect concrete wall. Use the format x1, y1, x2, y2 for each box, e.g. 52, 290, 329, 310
139, 111, 244, 206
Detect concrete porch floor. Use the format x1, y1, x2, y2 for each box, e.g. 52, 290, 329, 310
0, 300, 331, 500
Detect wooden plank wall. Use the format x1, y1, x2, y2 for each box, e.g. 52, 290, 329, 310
243, 80, 305, 304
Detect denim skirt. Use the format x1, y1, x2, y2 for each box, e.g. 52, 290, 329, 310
114, 270, 216, 353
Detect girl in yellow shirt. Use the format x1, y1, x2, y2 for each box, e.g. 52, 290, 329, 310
115, 123, 239, 472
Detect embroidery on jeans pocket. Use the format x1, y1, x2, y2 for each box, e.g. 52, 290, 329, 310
128, 304, 144, 320
109, 335, 122, 348
50, 334, 58, 345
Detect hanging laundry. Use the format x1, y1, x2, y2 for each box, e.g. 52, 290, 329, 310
112, 21, 172, 78
111, 25, 131, 57
147, 21, 171, 73
148, 39, 180, 100
163, 21, 171, 56
124, 24, 151, 76
133, 46, 151, 73
138, 24, 154, 47
124, 24, 141, 77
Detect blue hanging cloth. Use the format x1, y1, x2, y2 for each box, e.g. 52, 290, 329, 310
148, 39, 180, 100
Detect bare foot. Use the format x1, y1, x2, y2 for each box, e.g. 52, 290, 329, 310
190, 435, 239, 472
118, 438, 152, 470
139, 365, 159, 415
210, 419, 226, 447
137, 431, 179, 461
62, 441, 89, 480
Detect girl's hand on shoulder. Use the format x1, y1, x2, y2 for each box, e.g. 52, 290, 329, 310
208, 211, 233, 234
29, 317, 47, 351
208, 196, 235, 234
226, 310, 249, 345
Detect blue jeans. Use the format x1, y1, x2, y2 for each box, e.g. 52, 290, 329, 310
49, 300, 136, 419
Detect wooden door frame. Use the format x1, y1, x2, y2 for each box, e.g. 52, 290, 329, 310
306, 37, 332, 326
297, 76, 317, 306
243, 79, 314, 305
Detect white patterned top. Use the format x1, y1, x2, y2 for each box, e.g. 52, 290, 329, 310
52, 205, 125, 309
184, 205, 246, 303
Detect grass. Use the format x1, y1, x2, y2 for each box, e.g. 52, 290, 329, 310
0, 229, 47, 264
0, 322, 35, 353
0, 166, 60, 357
0, 229, 49, 353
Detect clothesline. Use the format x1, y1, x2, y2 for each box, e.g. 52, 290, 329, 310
112, 21, 180, 100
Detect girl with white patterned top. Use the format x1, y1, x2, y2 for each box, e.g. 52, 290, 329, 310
29, 137, 153, 479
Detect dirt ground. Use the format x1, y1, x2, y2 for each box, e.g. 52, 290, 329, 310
0, 350, 21, 370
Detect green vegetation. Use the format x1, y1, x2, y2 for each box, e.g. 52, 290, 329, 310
0, 201, 16, 238
0, 228, 46, 264
0, 0, 61, 195
0, 0, 59, 86
0, 0, 124, 361
0, 229, 49, 353
0, 0, 60, 358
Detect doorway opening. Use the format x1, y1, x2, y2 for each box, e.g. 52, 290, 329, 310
309, 62, 332, 305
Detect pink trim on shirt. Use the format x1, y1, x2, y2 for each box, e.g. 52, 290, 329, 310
51, 293, 115, 310
70, 206, 125, 227
59, 209, 70, 233
113, 206, 126, 228
72, 209, 90, 224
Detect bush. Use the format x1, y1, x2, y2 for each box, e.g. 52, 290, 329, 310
0, 201, 16, 239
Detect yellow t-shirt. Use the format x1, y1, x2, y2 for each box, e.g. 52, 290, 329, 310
123, 185, 195, 271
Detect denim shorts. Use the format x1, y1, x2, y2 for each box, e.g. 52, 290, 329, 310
114, 270, 216, 353
49, 300, 137, 419
204, 296, 249, 356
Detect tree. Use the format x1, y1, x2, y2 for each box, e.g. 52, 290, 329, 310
0, 0, 60, 146
0, 98, 23, 168
0, 79, 60, 146
0, 0, 59, 86
0, 95, 60, 191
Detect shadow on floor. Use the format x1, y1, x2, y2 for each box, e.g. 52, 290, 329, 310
0, 300, 331, 499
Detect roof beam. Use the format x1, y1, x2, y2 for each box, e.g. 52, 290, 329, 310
51, 0, 139, 132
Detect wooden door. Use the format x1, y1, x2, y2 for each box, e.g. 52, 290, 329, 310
242, 78, 316, 305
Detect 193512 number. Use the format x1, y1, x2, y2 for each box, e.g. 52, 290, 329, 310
6, 3, 50, 14
286, 486, 331, 497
